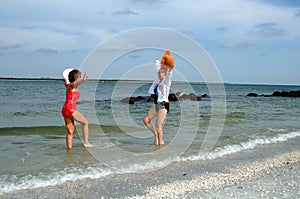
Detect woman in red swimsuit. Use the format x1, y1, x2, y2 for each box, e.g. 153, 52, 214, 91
62, 69, 93, 149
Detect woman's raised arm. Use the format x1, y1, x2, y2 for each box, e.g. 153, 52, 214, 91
73, 72, 88, 89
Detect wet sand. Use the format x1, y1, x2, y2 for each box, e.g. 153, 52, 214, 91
3, 137, 300, 199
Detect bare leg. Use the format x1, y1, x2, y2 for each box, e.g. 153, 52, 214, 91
143, 106, 158, 145
64, 118, 75, 149
72, 111, 93, 148
156, 108, 167, 145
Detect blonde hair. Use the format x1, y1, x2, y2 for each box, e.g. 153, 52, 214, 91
158, 68, 167, 74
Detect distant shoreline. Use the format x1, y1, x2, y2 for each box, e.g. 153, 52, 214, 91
0, 77, 151, 83
0, 77, 299, 86
0, 77, 62, 81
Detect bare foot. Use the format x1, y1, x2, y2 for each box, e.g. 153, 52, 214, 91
84, 143, 93, 148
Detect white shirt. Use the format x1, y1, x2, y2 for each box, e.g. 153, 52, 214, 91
148, 61, 173, 103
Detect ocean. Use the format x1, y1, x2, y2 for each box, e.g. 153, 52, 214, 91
0, 80, 300, 195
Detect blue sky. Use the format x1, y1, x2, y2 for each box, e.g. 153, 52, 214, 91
0, 0, 300, 84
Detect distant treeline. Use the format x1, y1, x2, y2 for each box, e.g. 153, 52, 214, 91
0, 77, 150, 82
0, 77, 61, 81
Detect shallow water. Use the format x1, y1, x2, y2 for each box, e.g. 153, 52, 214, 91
0, 80, 300, 194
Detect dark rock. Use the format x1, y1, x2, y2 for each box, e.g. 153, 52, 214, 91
121, 92, 203, 104
179, 94, 189, 100
175, 92, 183, 100
188, 93, 200, 101
271, 90, 300, 97
247, 93, 258, 97
292, 90, 300, 96
272, 91, 281, 96
120, 97, 131, 103
175, 93, 201, 101
128, 97, 135, 104
135, 96, 145, 101
175, 92, 182, 97
168, 93, 179, 101
147, 97, 155, 102
120, 97, 137, 104
201, 94, 209, 98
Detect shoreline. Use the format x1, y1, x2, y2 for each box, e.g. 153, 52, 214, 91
3, 136, 300, 199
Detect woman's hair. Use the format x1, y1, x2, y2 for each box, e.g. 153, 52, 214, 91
158, 68, 167, 74
68, 69, 80, 83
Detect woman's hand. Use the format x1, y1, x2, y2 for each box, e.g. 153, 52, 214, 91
160, 65, 174, 71
83, 72, 88, 81
63, 78, 69, 87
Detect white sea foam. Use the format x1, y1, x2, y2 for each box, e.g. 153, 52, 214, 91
0, 166, 112, 196
0, 158, 177, 196
185, 131, 300, 161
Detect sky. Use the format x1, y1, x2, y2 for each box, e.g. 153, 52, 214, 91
0, 0, 300, 84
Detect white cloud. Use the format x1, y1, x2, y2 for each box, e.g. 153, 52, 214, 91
1, 0, 300, 50
112, 8, 138, 16
216, 27, 227, 32
250, 23, 286, 37
218, 42, 255, 49
33, 48, 58, 54
295, 11, 300, 17
0, 26, 114, 52
129, 0, 162, 5
0, 27, 78, 50
0, 44, 21, 50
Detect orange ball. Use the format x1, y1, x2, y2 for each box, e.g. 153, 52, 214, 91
161, 50, 175, 68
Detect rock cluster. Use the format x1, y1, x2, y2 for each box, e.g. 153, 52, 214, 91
120, 93, 208, 104
247, 90, 300, 97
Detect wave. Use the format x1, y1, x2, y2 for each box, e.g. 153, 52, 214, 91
0, 124, 132, 136
0, 164, 112, 196
0, 126, 66, 136
0, 157, 182, 196
184, 130, 300, 161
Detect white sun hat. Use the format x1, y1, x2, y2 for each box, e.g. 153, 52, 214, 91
62, 68, 74, 84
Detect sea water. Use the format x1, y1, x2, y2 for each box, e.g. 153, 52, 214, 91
0, 80, 300, 194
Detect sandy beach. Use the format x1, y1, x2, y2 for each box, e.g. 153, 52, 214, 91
3, 136, 299, 199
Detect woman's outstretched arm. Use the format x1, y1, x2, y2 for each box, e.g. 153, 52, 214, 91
63, 78, 69, 88
73, 72, 88, 89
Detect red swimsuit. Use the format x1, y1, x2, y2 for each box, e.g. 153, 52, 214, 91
62, 86, 80, 118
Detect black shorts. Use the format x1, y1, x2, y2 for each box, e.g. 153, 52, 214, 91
155, 101, 169, 113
